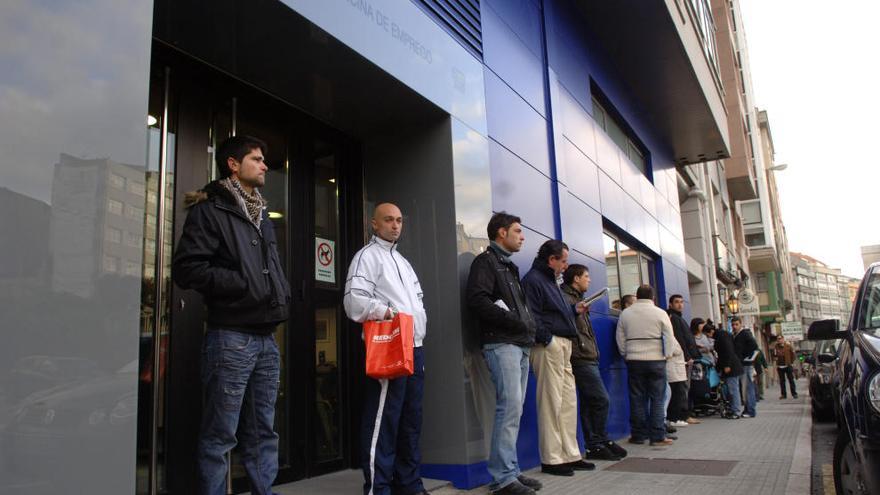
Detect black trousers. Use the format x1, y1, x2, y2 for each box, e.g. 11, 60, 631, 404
778, 366, 797, 397
666, 381, 689, 422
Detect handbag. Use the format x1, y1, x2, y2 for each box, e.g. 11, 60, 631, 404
363, 312, 415, 379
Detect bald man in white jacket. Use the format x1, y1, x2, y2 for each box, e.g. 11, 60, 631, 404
343, 203, 429, 495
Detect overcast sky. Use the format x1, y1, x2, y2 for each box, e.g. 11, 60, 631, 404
739, 0, 880, 279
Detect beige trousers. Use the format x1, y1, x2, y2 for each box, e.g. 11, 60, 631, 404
530, 336, 581, 465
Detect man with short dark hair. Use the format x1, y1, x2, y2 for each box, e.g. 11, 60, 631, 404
522, 240, 592, 476
616, 285, 676, 446
714, 320, 744, 418
621, 294, 635, 310
561, 264, 627, 461
667, 295, 700, 425
466, 212, 542, 495
773, 334, 798, 399
173, 135, 291, 495
732, 317, 758, 417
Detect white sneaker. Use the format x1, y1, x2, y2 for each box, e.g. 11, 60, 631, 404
672, 420, 689, 427
741, 413, 755, 418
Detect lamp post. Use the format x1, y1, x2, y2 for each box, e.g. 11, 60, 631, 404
727, 292, 739, 332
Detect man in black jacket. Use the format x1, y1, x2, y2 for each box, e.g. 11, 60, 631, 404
173, 135, 291, 495
466, 212, 542, 495
667, 295, 700, 425
732, 317, 759, 417
714, 321, 744, 419
522, 240, 591, 476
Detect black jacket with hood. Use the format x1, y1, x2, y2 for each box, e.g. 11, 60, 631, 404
172, 180, 291, 333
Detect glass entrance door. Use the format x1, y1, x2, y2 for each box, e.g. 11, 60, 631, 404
140, 47, 361, 494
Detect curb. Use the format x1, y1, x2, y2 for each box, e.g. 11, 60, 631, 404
785, 394, 812, 495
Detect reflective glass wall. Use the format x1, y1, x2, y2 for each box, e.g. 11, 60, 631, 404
0, 1, 153, 493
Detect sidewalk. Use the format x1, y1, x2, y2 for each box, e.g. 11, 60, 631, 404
272, 379, 811, 495
433, 378, 812, 495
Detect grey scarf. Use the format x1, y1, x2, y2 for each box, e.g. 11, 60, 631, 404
220, 177, 266, 228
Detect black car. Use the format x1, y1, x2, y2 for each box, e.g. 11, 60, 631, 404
808, 339, 840, 421
808, 262, 880, 495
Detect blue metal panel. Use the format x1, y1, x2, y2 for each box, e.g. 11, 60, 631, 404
602, 366, 631, 440
620, 157, 643, 203
558, 139, 600, 211
559, 191, 603, 262
555, 84, 598, 165
482, 5, 546, 116
485, 69, 551, 178
483, 0, 544, 60
598, 170, 625, 229
489, 140, 555, 239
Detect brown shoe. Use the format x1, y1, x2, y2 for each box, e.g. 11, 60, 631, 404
649, 438, 675, 446
686, 417, 701, 424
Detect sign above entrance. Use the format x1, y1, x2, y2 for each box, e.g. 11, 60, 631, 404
315, 237, 336, 283
737, 288, 760, 316
779, 321, 804, 342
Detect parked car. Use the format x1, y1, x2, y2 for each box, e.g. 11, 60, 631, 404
808, 338, 841, 421
808, 262, 880, 495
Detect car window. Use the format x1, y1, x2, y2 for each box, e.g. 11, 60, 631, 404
858, 269, 880, 330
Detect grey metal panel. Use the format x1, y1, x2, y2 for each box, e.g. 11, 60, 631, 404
0, 0, 153, 493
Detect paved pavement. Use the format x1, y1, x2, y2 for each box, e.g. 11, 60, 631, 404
272, 378, 812, 495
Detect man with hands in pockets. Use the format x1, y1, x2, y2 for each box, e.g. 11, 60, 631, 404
343, 202, 429, 495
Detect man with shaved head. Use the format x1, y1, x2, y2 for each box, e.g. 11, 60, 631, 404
344, 203, 429, 495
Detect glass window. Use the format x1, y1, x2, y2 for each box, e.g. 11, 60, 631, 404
618, 240, 641, 298
604, 234, 621, 309
604, 232, 655, 311
858, 269, 880, 329
108, 198, 123, 215
741, 201, 761, 225
592, 95, 648, 176
109, 172, 126, 189
105, 227, 122, 243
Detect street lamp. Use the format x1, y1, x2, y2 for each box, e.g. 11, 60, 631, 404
768, 163, 788, 171
727, 293, 739, 315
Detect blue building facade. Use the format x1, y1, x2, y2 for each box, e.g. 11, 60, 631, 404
0, 0, 728, 492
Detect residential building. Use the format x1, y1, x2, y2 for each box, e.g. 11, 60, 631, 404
0, 1, 730, 493
790, 252, 854, 348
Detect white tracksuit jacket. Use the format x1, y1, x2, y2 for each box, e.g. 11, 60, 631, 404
343, 235, 427, 347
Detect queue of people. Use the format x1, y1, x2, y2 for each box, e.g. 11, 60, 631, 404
173, 137, 772, 495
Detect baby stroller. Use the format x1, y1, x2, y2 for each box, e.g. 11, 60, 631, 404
690, 357, 728, 417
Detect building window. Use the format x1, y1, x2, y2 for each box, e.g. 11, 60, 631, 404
755, 273, 768, 293
107, 199, 123, 216
109, 173, 126, 190
103, 255, 118, 273
125, 204, 144, 220
105, 227, 122, 244
128, 181, 145, 196
592, 94, 649, 175
604, 232, 655, 312
745, 233, 766, 247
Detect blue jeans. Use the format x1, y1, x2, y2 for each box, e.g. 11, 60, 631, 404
625, 360, 667, 442
742, 366, 757, 416
572, 362, 610, 449
198, 329, 280, 495
483, 343, 530, 491
724, 374, 743, 416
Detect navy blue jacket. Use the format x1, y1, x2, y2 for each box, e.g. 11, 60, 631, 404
521, 259, 578, 345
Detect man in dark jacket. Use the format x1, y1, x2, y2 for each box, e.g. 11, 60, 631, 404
522, 240, 591, 476
562, 264, 627, 461
714, 321, 744, 419
466, 212, 542, 495
732, 316, 758, 417
667, 295, 700, 425
173, 135, 291, 495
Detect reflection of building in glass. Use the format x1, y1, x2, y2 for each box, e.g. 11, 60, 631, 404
862, 245, 880, 271
0, 187, 50, 289
455, 222, 489, 255
49, 154, 171, 298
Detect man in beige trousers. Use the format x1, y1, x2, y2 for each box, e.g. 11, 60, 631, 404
521, 240, 591, 476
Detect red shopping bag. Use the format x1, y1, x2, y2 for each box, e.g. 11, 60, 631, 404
363, 312, 414, 379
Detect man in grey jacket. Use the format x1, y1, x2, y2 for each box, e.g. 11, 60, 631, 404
343, 203, 429, 495
562, 264, 627, 461
616, 285, 676, 446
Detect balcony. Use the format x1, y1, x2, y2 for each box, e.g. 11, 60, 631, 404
748, 244, 780, 273
573, 0, 730, 165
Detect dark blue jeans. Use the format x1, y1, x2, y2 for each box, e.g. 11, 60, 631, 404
483, 343, 530, 491
572, 362, 610, 449
361, 346, 425, 495
625, 360, 667, 442
198, 329, 280, 495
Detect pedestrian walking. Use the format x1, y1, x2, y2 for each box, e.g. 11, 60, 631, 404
772, 334, 799, 399
714, 321, 744, 419
343, 203, 429, 495
522, 240, 593, 476
616, 285, 676, 446
465, 212, 543, 495
561, 264, 628, 462
732, 317, 758, 417
172, 135, 291, 495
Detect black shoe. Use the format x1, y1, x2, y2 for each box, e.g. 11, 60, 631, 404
627, 437, 646, 445
493, 480, 536, 495
565, 459, 596, 471
584, 445, 621, 461
541, 463, 575, 476
605, 441, 628, 458
517, 475, 542, 491
666, 425, 677, 434
792, 394, 799, 399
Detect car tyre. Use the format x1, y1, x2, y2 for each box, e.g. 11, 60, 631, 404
834, 430, 868, 495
